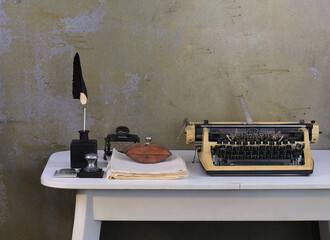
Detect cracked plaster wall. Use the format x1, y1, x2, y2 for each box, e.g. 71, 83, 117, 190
0, 0, 330, 238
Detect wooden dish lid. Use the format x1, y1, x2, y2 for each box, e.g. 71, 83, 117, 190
123, 137, 172, 164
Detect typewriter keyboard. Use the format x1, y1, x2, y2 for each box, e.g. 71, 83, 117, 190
211, 144, 304, 166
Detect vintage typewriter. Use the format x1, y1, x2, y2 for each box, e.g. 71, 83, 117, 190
184, 119, 319, 175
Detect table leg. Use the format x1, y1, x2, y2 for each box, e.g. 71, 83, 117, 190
72, 190, 101, 240
319, 221, 330, 240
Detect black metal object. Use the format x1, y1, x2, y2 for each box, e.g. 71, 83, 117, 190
71, 130, 97, 168
104, 126, 140, 159
78, 169, 104, 178
195, 121, 315, 143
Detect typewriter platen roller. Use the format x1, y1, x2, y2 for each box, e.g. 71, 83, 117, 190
185, 120, 319, 175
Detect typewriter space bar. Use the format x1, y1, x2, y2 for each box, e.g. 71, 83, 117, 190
225, 159, 294, 166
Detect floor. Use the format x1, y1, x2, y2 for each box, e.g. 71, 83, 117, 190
100, 221, 320, 240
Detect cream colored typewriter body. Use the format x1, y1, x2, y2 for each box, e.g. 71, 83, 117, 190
185, 120, 319, 175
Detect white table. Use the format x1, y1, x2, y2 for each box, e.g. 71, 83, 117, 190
41, 150, 330, 240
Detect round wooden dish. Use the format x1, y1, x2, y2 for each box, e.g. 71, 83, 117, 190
123, 137, 172, 163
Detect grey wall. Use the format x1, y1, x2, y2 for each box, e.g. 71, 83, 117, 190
0, 0, 329, 238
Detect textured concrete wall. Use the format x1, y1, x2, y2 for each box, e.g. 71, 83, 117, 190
0, 0, 329, 238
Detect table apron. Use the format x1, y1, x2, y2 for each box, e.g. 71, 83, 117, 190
88, 189, 330, 221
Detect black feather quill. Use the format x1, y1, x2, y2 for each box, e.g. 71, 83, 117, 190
72, 53, 88, 100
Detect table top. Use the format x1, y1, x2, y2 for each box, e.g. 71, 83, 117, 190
41, 150, 330, 190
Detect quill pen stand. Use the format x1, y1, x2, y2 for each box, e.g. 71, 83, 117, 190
70, 104, 98, 169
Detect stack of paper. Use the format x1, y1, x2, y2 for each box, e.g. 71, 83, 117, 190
107, 149, 188, 180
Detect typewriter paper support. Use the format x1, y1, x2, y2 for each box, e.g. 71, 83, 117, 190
184, 97, 320, 175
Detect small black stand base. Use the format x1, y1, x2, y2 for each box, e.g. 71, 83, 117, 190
78, 169, 104, 178
71, 130, 98, 169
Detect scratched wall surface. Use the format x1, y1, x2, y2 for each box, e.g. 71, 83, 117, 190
0, 0, 330, 239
